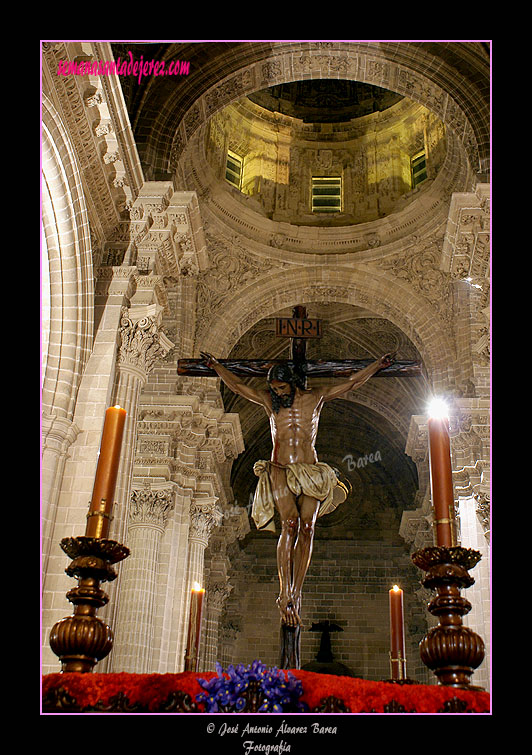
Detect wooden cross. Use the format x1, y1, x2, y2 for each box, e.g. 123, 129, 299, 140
177, 305, 422, 380
178, 305, 421, 670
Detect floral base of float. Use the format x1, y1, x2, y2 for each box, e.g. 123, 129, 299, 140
42, 661, 490, 714
411, 545, 485, 690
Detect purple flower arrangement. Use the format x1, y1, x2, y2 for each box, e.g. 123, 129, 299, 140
196, 659, 307, 713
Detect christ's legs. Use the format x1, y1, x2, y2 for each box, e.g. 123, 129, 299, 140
276, 517, 300, 627
270, 466, 321, 627
291, 494, 320, 617
269, 465, 300, 627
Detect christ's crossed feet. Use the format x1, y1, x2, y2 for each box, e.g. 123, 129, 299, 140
277, 594, 302, 627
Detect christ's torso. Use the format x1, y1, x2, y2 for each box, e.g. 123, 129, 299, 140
268, 388, 324, 465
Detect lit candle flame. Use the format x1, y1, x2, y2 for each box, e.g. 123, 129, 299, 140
392, 585, 401, 592
192, 582, 204, 592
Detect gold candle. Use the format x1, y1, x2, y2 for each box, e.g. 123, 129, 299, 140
85, 406, 127, 538
185, 583, 205, 672
427, 399, 456, 547
389, 585, 406, 680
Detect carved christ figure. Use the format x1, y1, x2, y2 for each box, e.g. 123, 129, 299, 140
201, 351, 395, 628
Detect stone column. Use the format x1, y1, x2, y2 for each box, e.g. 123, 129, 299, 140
458, 492, 490, 690
41, 266, 136, 673
201, 502, 250, 671
97, 307, 173, 669
110, 308, 174, 545
41, 414, 80, 574
110, 485, 175, 672
177, 499, 222, 671
201, 581, 232, 671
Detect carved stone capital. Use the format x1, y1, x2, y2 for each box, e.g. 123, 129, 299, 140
117, 308, 174, 376
206, 581, 233, 612
128, 487, 175, 531
189, 499, 223, 547
41, 413, 81, 455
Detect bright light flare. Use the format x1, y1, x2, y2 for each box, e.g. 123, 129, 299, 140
427, 397, 449, 420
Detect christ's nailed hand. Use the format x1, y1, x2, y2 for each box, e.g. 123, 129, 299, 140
200, 351, 218, 367
378, 352, 396, 369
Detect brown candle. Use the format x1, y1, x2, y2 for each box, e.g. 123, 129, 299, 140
427, 401, 455, 546
85, 405, 127, 539
185, 583, 205, 672
389, 585, 406, 680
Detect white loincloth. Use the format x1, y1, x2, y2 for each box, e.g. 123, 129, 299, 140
251, 460, 347, 533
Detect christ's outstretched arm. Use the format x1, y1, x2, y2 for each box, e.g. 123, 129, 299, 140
320, 352, 396, 402
200, 352, 270, 407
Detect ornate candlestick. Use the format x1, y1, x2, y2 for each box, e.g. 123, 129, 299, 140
49, 536, 130, 672
49, 405, 129, 672
412, 545, 485, 689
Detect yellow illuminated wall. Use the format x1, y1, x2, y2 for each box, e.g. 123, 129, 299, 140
205, 95, 446, 226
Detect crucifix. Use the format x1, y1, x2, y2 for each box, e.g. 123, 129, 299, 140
177, 306, 421, 669
178, 305, 421, 382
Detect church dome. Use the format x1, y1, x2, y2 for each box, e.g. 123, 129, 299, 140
247, 80, 404, 123
202, 80, 447, 228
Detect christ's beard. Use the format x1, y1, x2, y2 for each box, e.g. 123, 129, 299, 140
279, 392, 295, 408
270, 387, 296, 413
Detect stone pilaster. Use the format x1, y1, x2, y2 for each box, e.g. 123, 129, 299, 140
41, 414, 80, 575
401, 414, 434, 550
126, 379, 243, 673
201, 501, 250, 669
457, 492, 490, 691
110, 485, 175, 672
177, 498, 223, 671
441, 184, 490, 399
110, 307, 174, 544
201, 581, 232, 671
97, 306, 173, 670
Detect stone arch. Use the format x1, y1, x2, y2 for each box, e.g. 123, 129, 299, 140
152, 42, 488, 179
41, 95, 94, 421
199, 264, 453, 389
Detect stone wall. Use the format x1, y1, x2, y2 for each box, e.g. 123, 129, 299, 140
222, 533, 431, 684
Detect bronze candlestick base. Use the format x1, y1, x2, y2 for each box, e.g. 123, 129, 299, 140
49, 536, 129, 673
412, 546, 485, 690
